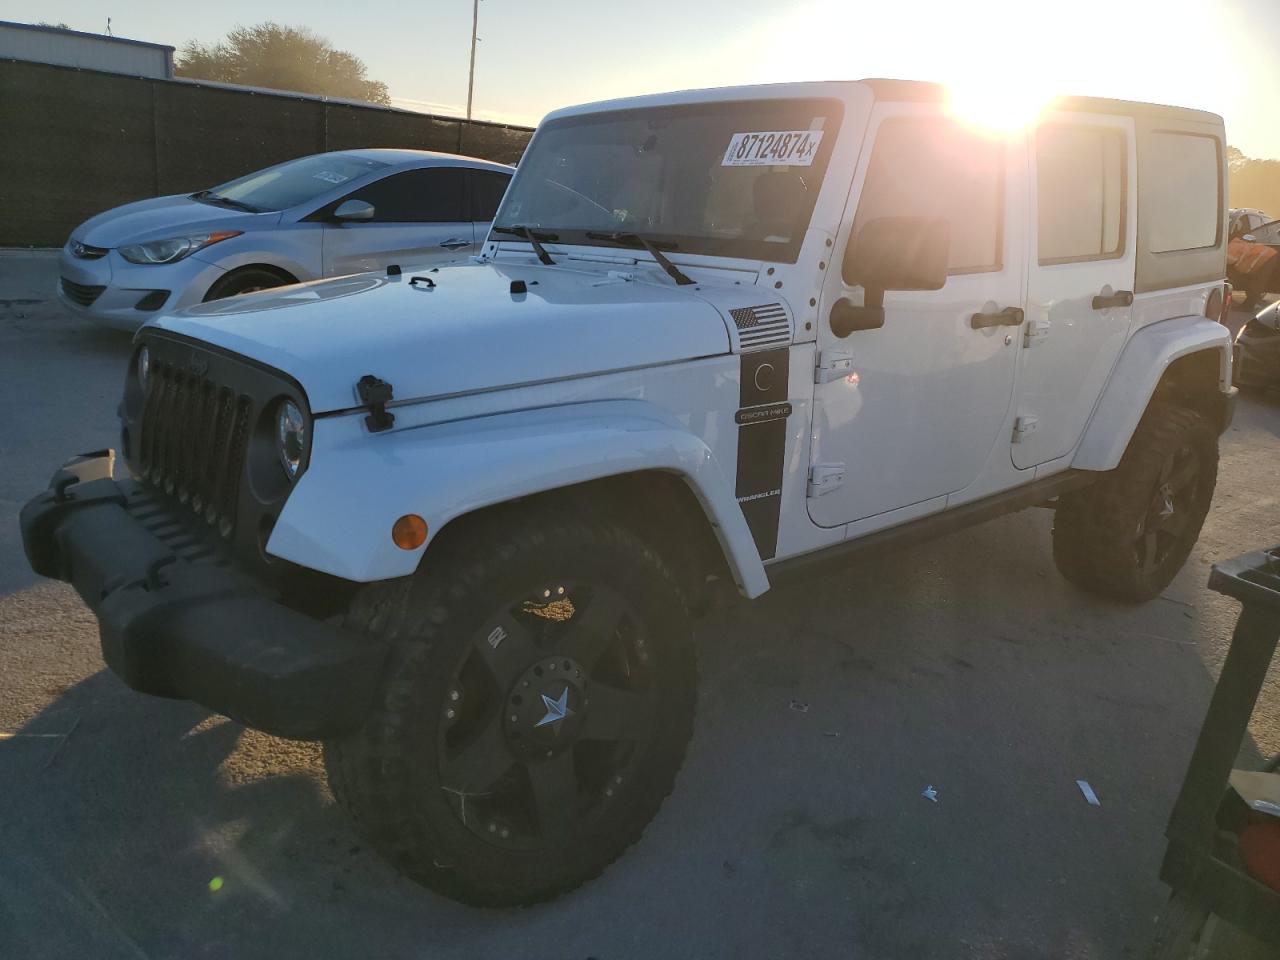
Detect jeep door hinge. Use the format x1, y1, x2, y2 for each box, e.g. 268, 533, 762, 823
1012, 414, 1039, 443
808, 463, 846, 497
1023, 318, 1050, 348
815, 350, 854, 384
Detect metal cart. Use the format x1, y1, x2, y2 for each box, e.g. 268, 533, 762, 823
1147, 545, 1280, 958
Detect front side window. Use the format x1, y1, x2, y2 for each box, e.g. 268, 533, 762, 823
1036, 124, 1125, 264
494, 98, 843, 261
1146, 133, 1221, 253
208, 153, 388, 212
848, 118, 1004, 279
345, 168, 467, 223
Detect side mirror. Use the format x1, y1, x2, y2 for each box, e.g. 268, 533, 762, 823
333, 199, 375, 222
832, 216, 950, 337
1243, 234, 1257, 242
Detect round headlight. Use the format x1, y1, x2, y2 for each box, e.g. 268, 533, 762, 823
276, 399, 306, 479
137, 346, 151, 393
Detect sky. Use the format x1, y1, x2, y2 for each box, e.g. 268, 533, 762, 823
8, 0, 1280, 158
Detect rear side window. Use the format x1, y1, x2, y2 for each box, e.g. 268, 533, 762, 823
470, 170, 511, 221
346, 168, 467, 222
1036, 125, 1125, 263
849, 118, 1004, 279
1145, 133, 1221, 252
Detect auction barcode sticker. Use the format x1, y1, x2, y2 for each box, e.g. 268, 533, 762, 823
723, 130, 824, 166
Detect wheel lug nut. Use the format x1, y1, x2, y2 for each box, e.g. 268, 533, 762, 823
450, 689, 460, 701
510, 714, 518, 722
488, 822, 497, 833
614, 775, 623, 784
500, 828, 510, 838
445, 708, 456, 719
557, 586, 565, 595
605, 788, 613, 797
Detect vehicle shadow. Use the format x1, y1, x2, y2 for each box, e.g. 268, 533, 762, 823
2, 516, 1276, 960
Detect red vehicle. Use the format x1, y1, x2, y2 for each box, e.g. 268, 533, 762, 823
1228, 209, 1280, 309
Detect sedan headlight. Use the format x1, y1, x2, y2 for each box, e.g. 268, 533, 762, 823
119, 230, 242, 265
276, 399, 307, 479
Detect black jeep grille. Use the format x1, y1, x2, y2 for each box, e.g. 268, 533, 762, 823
60, 277, 106, 306
139, 359, 253, 538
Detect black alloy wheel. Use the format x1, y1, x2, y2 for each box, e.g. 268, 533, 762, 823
436, 580, 658, 850
323, 513, 696, 906
1133, 442, 1202, 577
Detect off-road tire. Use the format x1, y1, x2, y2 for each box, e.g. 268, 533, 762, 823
1052, 404, 1217, 603
203, 266, 294, 301
323, 512, 696, 906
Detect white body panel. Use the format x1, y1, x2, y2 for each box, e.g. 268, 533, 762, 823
1072, 314, 1231, 471
268, 399, 771, 597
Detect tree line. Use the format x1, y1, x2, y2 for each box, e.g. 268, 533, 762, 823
1228, 146, 1280, 217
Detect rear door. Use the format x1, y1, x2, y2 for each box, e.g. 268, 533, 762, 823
321, 167, 474, 274
468, 168, 512, 245
1014, 113, 1136, 468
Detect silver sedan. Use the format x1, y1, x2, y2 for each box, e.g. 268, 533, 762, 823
57, 149, 513, 331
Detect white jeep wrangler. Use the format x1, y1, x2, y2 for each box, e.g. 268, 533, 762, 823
22, 79, 1236, 906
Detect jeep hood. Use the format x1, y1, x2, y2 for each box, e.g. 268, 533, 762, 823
148, 261, 735, 413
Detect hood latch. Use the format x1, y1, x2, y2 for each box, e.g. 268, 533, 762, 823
356, 375, 396, 433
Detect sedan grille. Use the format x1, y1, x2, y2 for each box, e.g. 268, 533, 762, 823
139, 359, 252, 538
60, 277, 106, 306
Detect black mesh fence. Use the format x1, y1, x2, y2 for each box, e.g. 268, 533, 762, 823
1, 59, 533, 247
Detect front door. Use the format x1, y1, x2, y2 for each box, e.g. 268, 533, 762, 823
1013, 113, 1136, 469
322, 167, 475, 275
808, 110, 1026, 527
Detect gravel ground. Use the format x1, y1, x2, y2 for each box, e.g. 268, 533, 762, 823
1, 249, 1278, 959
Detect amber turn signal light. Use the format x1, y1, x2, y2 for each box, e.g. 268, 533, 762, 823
392, 514, 428, 550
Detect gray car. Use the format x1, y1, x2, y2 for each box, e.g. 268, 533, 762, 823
58, 149, 514, 331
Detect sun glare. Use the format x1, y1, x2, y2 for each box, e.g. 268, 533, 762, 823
944, 80, 1055, 139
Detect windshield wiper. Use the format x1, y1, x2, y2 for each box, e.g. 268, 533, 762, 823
585, 232, 693, 286
491, 225, 558, 265
190, 190, 262, 213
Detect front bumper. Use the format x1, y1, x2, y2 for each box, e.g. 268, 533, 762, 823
19, 452, 386, 740
57, 245, 225, 332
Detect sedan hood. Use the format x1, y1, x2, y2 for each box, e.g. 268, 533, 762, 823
149, 261, 735, 413
74, 195, 265, 247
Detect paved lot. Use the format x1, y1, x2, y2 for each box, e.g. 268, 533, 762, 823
2, 249, 1278, 959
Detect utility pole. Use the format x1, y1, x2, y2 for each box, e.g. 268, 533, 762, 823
465, 0, 479, 120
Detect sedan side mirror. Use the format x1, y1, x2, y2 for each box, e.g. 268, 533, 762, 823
1243, 234, 1257, 242
832, 216, 950, 337
333, 199, 376, 222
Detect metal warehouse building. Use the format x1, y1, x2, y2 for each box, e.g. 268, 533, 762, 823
0, 20, 173, 79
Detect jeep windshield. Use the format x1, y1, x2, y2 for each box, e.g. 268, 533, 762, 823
493, 98, 842, 262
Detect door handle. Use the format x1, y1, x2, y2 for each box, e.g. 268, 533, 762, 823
439, 238, 471, 250
1091, 290, 1134, 310
970, 306, 1024, 329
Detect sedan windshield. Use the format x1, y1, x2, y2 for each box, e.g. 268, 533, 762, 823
200, 153, 389, 213
494, 98, 842, 262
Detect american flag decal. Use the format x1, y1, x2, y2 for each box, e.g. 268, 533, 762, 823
729, 303, 790, 350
